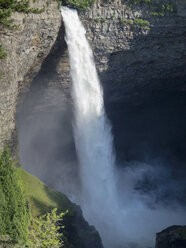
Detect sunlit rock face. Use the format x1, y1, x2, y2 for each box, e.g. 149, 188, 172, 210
0, 0, 61, 151
80, 0, 186, 104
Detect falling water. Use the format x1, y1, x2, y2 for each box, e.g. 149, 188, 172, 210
61, 7, 118, 246
61, 7, 186, 248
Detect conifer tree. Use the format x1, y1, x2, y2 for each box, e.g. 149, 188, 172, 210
0, 147, 30, 244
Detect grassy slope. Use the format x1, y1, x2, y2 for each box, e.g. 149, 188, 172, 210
15, 168, 103, 248
16, 167, 74, 217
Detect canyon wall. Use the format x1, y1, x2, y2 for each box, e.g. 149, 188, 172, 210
155, 225, 186, 248
79, 0, 186, 163
80, 0, 186, 104
0, 0, 185, 246
0, 0, 186, 152
0, 0, 61, 151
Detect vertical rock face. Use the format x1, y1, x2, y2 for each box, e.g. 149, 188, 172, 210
1, 0, 186, 153
155, 226, 186, 248
2, 2, 185, 246
79, 0, 186, 104
77, 0, 186, 164
11, 0, 186, 183
0, 0, 61, 151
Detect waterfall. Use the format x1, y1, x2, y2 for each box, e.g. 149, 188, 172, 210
61, 7, 186, 248
61, 7, 118, 246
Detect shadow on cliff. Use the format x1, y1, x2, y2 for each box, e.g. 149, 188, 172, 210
16, 21, 80, 198
17, 21, 67, 111
100, 20, 186, 206
100, 16, 186, 162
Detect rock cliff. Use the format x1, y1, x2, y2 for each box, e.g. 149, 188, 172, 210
155, 226, 186, 248
79, 0, 186, 164
80, 0, 186, 105
1, 0, 186, 155
0, 1, 186, 246
0, 0, 61, 151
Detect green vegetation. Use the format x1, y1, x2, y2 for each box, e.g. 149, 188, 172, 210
102, 0, 115, 2
151, 3, 174, 16
90, 18, 107, 22
133, 18, 150, 29
120, 17, 150, 29
0, 0, 45, 29
120, 18, 133, 26
0, 0, 45, 59
0, 148, 30, 244
0, 45, 7, 59
120, 0, 175, 31
125, 0, 151, 6
0, 148, 71, 247
28, 208, 66, 247
124, 0, 175, 15
0, 147, 101, 248
16, 167, 74, 217
64, 0, 95, 10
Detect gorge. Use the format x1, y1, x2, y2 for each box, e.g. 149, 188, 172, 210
0, 0, 186, 247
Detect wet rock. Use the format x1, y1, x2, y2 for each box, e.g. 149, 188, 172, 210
156, 225, 186, 248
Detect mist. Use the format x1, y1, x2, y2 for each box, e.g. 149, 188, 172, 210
16, 9, 186, 248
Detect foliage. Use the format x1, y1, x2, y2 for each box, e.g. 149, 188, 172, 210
0, 7, 14, 29
120, 18, 133, 26
0, 0, 45, 59
151, 3, 174, 16
120, 17, 150, 29
125, 0, 151, 6
28, 208, 66, 248
0, 156, 70, 247
56, 0, 62, 8
124, 0, 175, 15
91, 18, 106, 22
0, 0, 44, 29
64, 0, 95, 10
133, 18, 150, 29
17, 168, 100, 248
0, 44, 7, 59
0, 147, 30, 244
102, 0, 115, 3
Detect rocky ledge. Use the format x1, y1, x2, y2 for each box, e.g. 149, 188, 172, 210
156, 225, 186, 248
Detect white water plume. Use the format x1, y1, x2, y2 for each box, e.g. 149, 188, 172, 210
61, 7, 186, 248
61, 6, 119, 245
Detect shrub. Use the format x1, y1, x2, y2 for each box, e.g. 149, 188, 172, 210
64, 0, 95, 10
0, 0, 45, 59
125, 0, 151, 7
28, 208, 66, 248
133, 18, 150, 29
91, 18, 107, 22
120, 18, 133, 26
0, 147, 30, 244
0, 45, 7, 59
151, 3, 174, 16
120, 18, 150, 29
